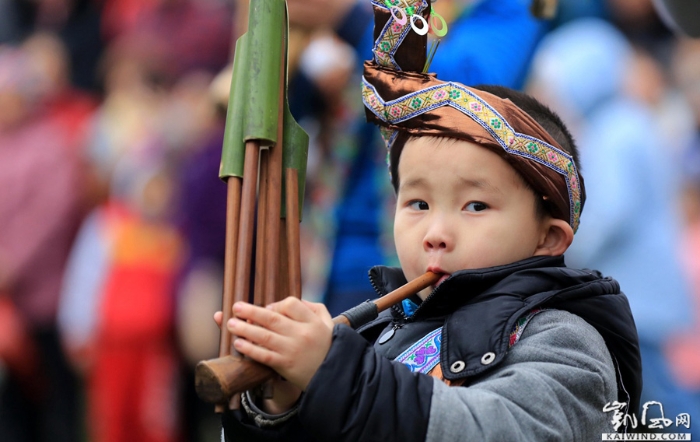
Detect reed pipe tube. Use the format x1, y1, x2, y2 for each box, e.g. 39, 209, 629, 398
285, 169, 301, 299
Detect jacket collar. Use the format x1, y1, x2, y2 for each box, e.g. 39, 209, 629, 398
369, 255, 584, 321
367, 255, 641, 415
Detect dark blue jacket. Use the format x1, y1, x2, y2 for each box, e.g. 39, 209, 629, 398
222, 256, 641, 441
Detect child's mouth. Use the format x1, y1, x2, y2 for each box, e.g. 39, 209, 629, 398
427, 267, 450, 288
436, 274, 450, 286
427, 269, 450, 288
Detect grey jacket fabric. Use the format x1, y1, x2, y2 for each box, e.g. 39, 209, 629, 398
426, 309, 617, 441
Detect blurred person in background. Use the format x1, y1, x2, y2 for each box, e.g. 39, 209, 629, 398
652, 0, 700, 39
0, 0, 24, 43
57, 33, 165, 442
0, 43, 86, 442
99, 0, 233, 89
57, 15, 228, 437
62, 30, 230, 441
21, 32, 99, 151
527, 17, 699, 430
168, 71, 233, 442
105, 3, 233, 441
0, 0, 105, 91
554, 0, 675, 59
605, 0, 671, 49
665, 37, 700, 409
59, 149, 185, 442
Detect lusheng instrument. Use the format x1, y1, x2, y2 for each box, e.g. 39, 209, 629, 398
193, 0, 308, 412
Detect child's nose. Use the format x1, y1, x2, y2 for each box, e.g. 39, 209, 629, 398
423, 223, 453, 252
424, 237, 447, 250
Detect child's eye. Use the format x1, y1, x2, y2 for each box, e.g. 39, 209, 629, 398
464, 201, 488, 212
409, 200, 429, 210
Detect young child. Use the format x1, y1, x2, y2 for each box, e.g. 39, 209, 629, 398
218, 3, 641, 440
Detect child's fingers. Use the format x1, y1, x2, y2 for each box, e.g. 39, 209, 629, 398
213, 311, 223, 328
227, 318, 286, 351
232, 302, 294, 334
265, 297, 318, 323
232, 300, 334, 390
233, 337, 282, 368
302, 300, 334, 326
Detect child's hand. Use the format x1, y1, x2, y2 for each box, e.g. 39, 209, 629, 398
227, 298, 334, 391
213, 308, 306, 414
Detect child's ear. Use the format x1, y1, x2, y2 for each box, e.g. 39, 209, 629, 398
534, 218, 574, 257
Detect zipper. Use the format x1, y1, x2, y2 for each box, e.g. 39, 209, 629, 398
369, 269, 410, 321
377, 322, 403, 344
369, 269, 386, 298
409, 282, 442, 320
368, 268, 452, 323
368, 269, 408, 343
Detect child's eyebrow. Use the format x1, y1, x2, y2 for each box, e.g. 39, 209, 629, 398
399, 176, 503, 195
459, 177, 503, 195
399, 177, 428, 192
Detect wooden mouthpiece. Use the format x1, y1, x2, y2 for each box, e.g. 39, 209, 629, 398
333, 271, 440, 327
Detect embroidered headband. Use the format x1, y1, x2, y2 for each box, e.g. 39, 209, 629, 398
363, 0, 585, 232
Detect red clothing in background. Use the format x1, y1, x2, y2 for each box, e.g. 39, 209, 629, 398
0, 115, 84, 328
87, 208, 184, 442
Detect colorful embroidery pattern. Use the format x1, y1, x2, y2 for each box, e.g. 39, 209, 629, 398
394, 310, 544, 374
361, 78, 582, 231
509, 309, 543, 347
371, 0, 429, 70
395, 327, 442, 373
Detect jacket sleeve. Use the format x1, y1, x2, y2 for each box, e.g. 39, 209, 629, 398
298, 323, 435, 441
221, 393, 311, 442
299, 310, 618, 442
220, 322, 434, 442
424, 310, 618, 441
223, 309, 617, 441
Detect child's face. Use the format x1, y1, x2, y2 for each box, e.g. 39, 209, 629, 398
394, 137, 550, 298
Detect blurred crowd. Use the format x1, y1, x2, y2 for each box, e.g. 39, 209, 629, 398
0, 0, 699, 441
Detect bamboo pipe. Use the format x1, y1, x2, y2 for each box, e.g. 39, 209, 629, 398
213, 177, 242, 414
253, 151, 269, 306
224, 140, 262, 411
195, 271, 440, 404
285, 168, 302, 299
218, 177, 242, 360
233, 141, 262, 313
255, 32, 289, 398
262, 28, 288, 306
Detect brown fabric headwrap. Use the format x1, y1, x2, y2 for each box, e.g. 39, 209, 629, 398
363, 0, 585, 232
